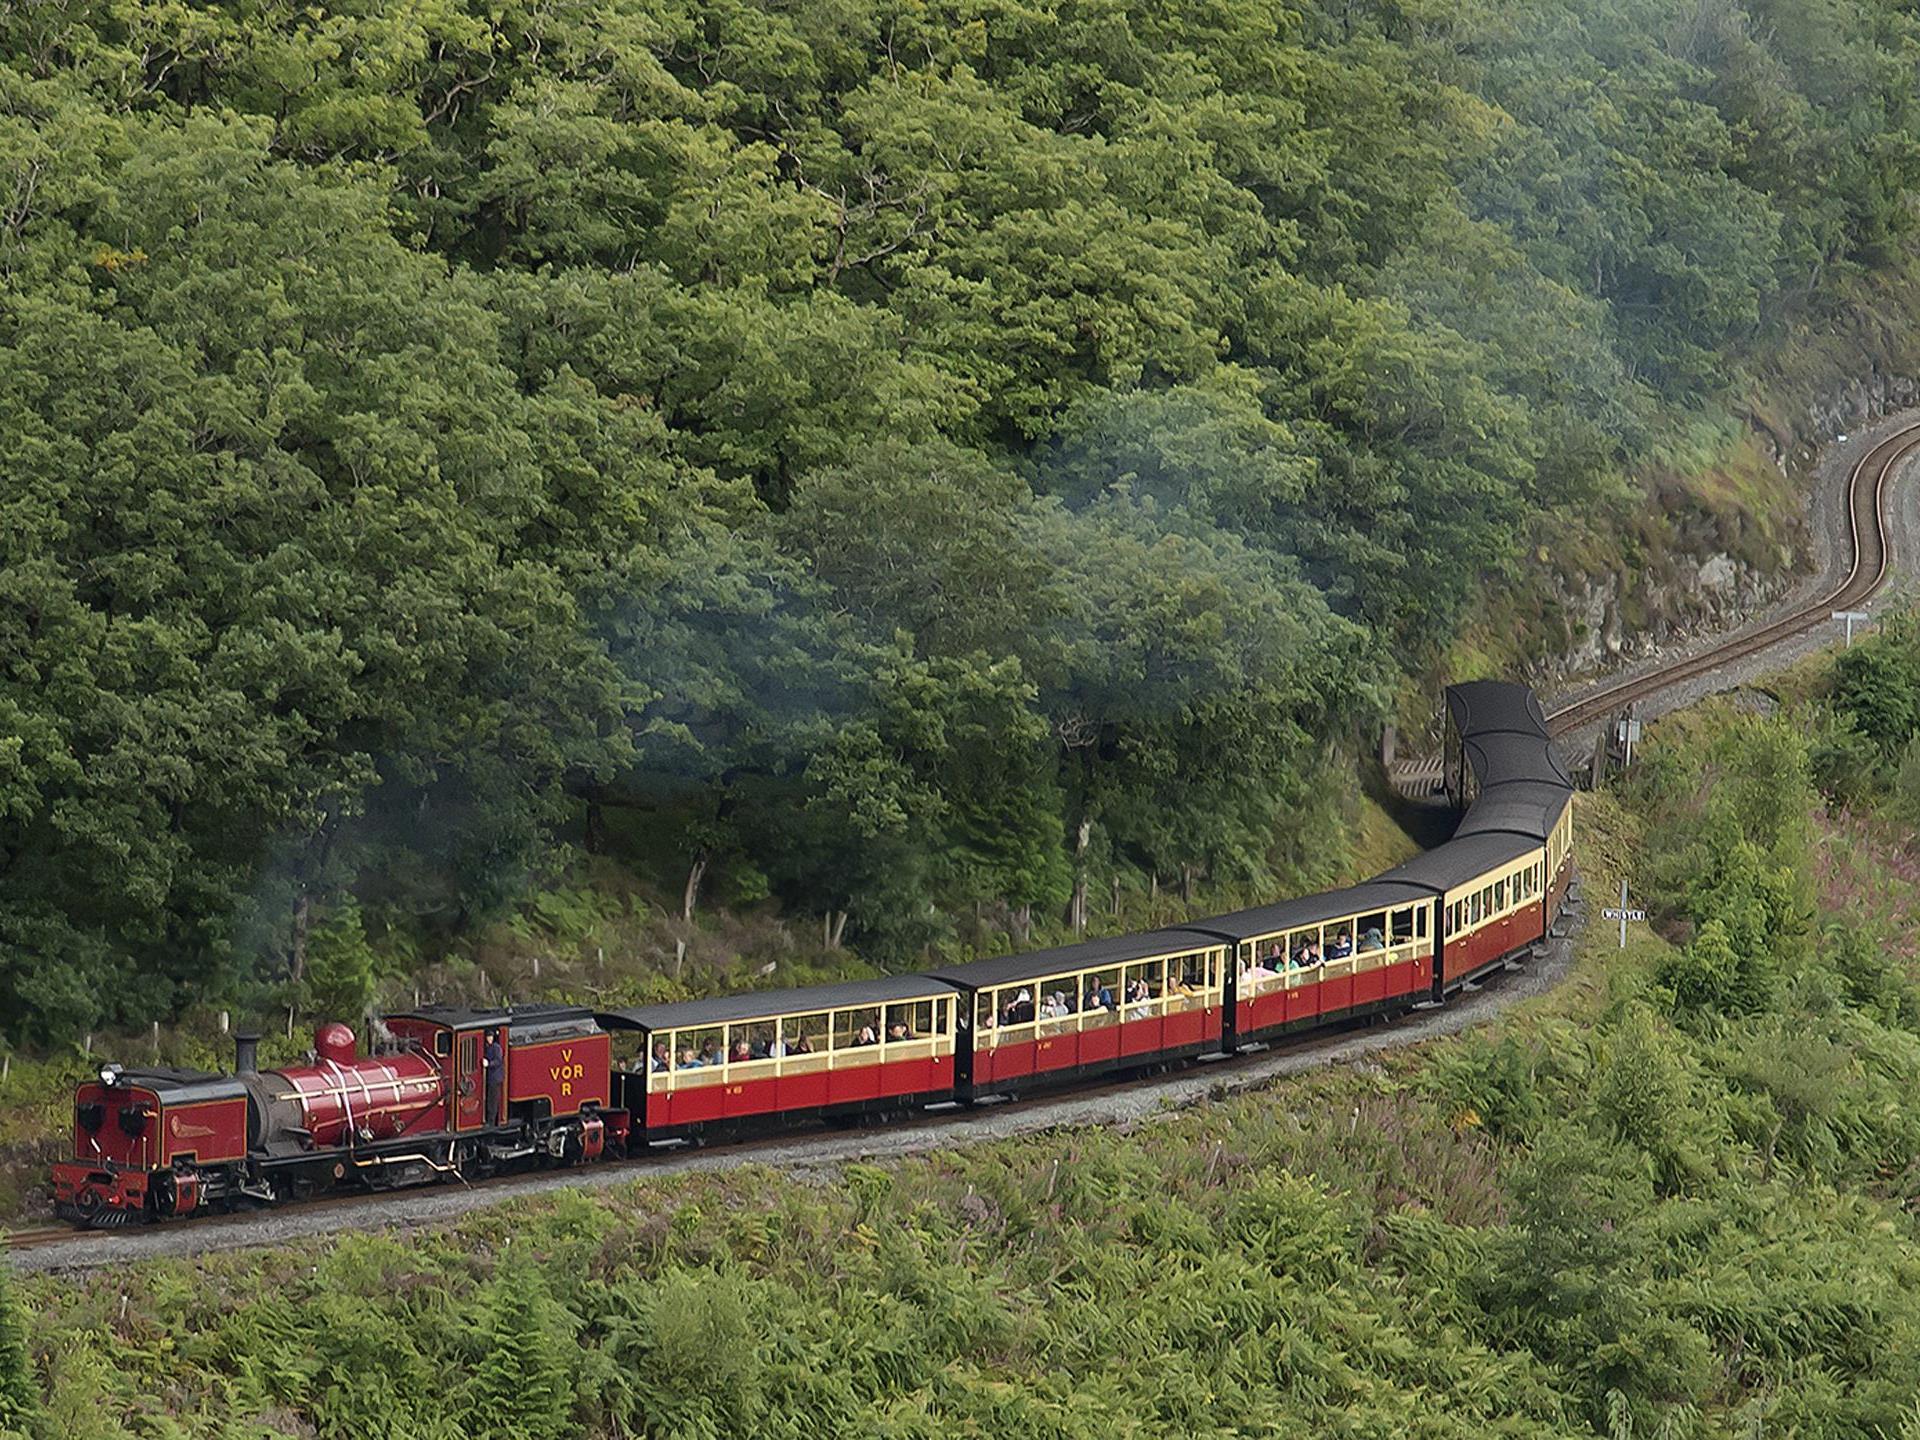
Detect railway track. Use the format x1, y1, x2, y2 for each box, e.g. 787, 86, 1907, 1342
1544, 419, 1920, 736
3, 1226, 77, 1254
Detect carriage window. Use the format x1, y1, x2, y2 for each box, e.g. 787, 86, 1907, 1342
1494, 878, 1507, 911
834, 1007, 882, 1049
933, 997, 951, 1035
729, 1021, 777, 1062
1418, 905, 1430, 939
1081, 970, 1121, 1022
1358, 911, 1388, 952
884, 1000, 934, 1042
1035, 976, 1078, 1021
977, 991, 998, 1030
675, 1027, 724, 1070
1123, 960, 1162, 1009
780, 1012, 828, 1056
1390, 907, 1414, 944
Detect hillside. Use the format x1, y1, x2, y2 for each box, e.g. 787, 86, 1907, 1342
9, 0, 1920, 1048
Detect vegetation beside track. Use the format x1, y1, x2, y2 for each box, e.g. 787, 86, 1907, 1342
14, 665, 1920, 1435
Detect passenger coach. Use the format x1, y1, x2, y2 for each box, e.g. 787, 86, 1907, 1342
932, 930, 1228, 1100
1186, 881, 1437, 1048
600, 977, 961, 1143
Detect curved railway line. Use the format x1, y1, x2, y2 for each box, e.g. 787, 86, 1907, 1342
11, 415, 1920, 1270
1543, 417, 1920, 735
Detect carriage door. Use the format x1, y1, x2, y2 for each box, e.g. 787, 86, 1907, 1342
455, 1030, 485, 1131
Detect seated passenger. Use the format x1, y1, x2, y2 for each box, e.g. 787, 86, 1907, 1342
650, 1041, 671, 1073
730, 1039, 753, 1063
677, 1047, 702, 1069
767, 1036, 787, 1058
1329, 933, 1353, 960
788, 1034, 813, 1056
699, 1038, 723, 1066
1360, 927, 1384, 951
855, 1025, 878, 1047
1087, 979, 1115, 1011
1125, 977, 1150, 1006
887, 1021, 911, 1043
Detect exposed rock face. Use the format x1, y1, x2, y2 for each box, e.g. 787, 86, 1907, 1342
1543, 367, 1914, 687
1544, 550, 1784, 682
1807, 369, 1920, 442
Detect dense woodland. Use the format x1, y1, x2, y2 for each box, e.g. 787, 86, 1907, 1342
17, 657, 1920, 1434
7, 0, 1920, 1044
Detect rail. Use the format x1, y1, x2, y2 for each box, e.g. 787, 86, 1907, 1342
1544, 420, 1920, 736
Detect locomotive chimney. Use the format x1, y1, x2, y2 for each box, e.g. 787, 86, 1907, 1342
235, 1033, 260, 1075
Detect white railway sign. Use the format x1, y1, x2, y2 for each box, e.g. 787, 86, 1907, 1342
1601, 881, 1645, 948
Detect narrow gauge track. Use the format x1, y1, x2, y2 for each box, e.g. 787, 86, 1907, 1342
3, 1227, 73, 1255
1545, 418, 1920, 736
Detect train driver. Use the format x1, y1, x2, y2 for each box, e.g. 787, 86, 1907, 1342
484, 1030, 505, 1126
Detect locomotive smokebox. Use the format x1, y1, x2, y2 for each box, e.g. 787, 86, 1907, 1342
235, 1033, 260, 1074
315, 1022, 357, 1064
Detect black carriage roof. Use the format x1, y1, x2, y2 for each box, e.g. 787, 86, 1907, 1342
930, 928, 1221, 990
101, 1066, 246, 1106
599, 975, 958, 1033
1446, 680, 1549, 739
1375, 830, 1541, 892
1180, 879, 1437, 943
1451, 781, 1574, 843
1463, 733, 1573, 789
386, 1003, 595, 1030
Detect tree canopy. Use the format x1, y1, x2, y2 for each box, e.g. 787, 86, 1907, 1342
6, 0, 1920, 1042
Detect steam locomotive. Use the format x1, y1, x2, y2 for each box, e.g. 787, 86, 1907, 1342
53, 681, 1574, 1228
55, 1007, 620, 1225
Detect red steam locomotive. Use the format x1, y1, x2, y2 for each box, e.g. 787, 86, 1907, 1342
54, 1005, 622, 1225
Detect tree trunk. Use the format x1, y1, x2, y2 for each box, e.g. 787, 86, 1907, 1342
1181, 864, 1194, 905
584, 798, 605, 855
1012, 904, 1032, 943
290, 892, 312, 983
1112, 876, 1121, 916
1068, 817, 1092, 933
682, 851, 709, 922
830, 910, 850, 949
